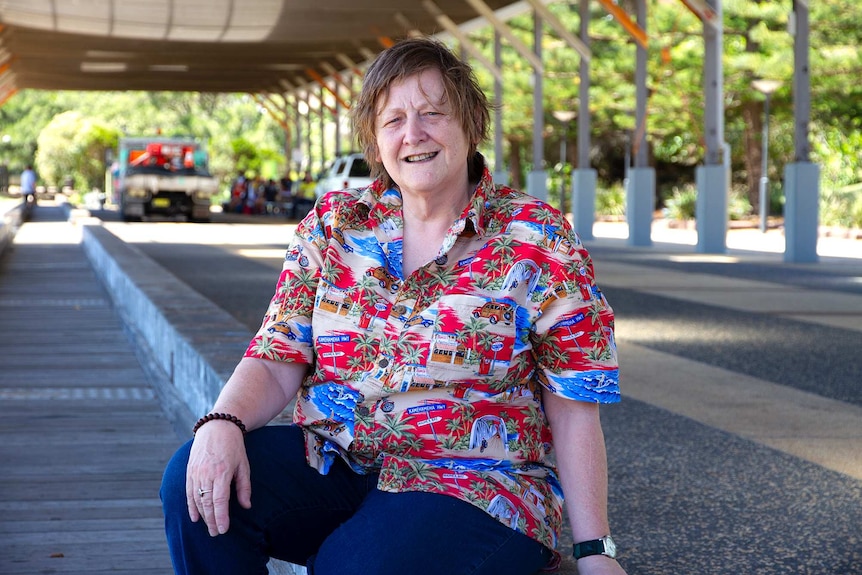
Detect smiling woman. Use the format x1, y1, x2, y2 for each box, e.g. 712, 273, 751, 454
160, 36, 627, 575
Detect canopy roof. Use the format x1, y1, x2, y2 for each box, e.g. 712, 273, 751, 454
0, 0, 528, 95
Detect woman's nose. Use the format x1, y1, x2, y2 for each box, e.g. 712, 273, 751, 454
402, 114, 426, 145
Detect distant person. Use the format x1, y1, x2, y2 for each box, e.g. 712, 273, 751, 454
276, 172, 294, 215
291, 172, 316, 219
297, 171, 315, 198
20, 165, 36, 204
246, 177, 266, 215
279, 172, 293, 197
263, 179, 279, 214
229, 171, 247, 213
161, 37, 625, 575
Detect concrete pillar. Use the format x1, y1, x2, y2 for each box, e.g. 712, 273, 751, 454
572, 169, 597, 240
627, 0, 655, 247
784, 0, 819, 262
626, 168, 655, 246
695, 165, 728, 253
696, 0, 726, 253
784, 162, 820, 263
528, 171, 548, 203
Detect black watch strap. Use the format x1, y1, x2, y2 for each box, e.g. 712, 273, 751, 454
573, 539, 605, 559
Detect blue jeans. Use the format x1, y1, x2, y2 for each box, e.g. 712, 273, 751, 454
161, 425, 553, 575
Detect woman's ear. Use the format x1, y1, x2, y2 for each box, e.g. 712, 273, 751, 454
471, 105, 484, 145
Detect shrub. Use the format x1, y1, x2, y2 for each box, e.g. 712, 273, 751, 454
663, 184, 698, 221
595, 182, 626, 218
729, 185, 753, 221
820, 184, 862, 229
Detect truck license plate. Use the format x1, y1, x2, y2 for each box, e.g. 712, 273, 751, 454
152, 197, 171, 208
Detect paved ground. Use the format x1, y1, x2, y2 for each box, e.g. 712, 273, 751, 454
2, 201, 861, 574
0, 205, 177, 574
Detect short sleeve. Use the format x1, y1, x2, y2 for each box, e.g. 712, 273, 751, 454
243, 208, 325, 365
531, 226, 619, 404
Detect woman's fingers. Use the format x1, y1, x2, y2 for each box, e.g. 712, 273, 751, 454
198, 485, 220, 536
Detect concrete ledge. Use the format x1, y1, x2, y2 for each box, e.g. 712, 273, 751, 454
82, 223, 250, 428
0, 201, 26, 258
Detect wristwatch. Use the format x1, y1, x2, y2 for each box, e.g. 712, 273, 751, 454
573, 535, 617, 560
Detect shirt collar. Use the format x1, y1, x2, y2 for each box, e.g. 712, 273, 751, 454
359, 155, 497, 239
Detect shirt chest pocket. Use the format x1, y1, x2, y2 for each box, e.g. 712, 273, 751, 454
423, 295, 520, 385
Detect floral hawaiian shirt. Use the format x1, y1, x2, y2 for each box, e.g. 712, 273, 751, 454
244, 158, 620, 557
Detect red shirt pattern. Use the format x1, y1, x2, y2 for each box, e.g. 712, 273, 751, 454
245, 161, 619, 555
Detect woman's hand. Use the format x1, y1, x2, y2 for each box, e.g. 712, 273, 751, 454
185, 420, 252, 536
182, 358, 307, 535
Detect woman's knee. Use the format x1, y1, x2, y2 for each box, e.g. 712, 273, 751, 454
307, 491, 551, 575
160, 440, 193, 513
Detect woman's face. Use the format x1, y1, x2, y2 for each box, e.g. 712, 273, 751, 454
374, 68, 471, 199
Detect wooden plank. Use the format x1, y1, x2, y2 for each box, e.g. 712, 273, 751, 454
0, 498, 163, 521
0, 214, 180, 575
2, 524, 167, 543
0, 542, 174, 574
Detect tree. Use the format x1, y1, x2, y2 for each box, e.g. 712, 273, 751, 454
0, 91, 67, 173
35, 111, 119, 192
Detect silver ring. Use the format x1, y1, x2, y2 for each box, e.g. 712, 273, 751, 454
199, 487, 212, 497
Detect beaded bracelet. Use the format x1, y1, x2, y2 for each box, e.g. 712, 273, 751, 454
193, 412, 247, 435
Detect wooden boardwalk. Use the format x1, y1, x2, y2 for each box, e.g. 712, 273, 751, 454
0, 207, 178, 574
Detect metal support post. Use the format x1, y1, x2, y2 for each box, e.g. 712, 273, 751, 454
572, 0, 596, 239
493, 31, 509, 185
528, 11, 547, 201
319, 86, 326, 173
759, 91, 771, 233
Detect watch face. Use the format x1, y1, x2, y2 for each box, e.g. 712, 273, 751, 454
603, 535, 618, 558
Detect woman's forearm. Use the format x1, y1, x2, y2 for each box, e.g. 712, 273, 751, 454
541, 389, 611, 542
210, 357, 307, 431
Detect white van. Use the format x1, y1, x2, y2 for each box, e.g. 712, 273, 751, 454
315, 153, 373, 198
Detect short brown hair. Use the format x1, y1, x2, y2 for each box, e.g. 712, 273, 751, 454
351, 37, 490, 190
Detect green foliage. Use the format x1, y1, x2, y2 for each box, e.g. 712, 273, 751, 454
0, 0, 858, 231
820, 184, 862, 229
231, 137, 263, 177
595, 183, 626, 218
728, 185, 753, 221
662, 185, 754, 222
663, 184, 698, 221
0, 91, 68, 172
35, 111, 120, 191
812, 125, 862, 228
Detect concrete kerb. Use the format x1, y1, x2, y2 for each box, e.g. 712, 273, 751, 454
0, 200, 26, 257
81, 223, 251, 430
79, 221, 305, 575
